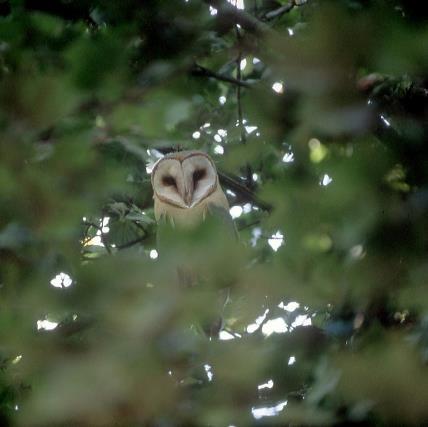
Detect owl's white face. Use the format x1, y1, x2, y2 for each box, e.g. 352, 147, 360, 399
151, 152, 218, 209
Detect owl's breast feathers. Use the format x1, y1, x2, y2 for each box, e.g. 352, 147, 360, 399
154, 183, 229, 229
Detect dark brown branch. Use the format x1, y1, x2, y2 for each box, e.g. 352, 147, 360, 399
219, 171, 272, 212
238, 219, 261, 231
204, 0, 272, 35
413, 86, 428, 97
191, 64, 252, 88
264, 1, 295, 20
116, 236, 148, 250
82, 221, 102, 230
81, 220, 112, 254
55, 317, 95, 337
235, 19, 253, 186
101, 235, 112, 254
236, 46, 246, 144
357, 73, 428, 98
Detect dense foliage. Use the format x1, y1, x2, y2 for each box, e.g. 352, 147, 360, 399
1, 0, 427, 425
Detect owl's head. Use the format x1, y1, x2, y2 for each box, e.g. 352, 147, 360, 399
151, 151, 218, 209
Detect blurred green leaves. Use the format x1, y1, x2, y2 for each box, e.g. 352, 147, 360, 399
111, 89, 192, 138
66, 30, 128, 92
0, 70, 78, 129
335, 334, 428, 424
0, 0, 427, 426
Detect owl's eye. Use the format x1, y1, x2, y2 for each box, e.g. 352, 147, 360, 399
162, 175, 177, 187
193, 169, 206, 184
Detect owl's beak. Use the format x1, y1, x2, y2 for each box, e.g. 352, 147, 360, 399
183, 186, 193, 207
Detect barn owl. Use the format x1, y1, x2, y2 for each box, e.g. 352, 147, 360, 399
151, 150, 235, 336
151, 151, 232, 230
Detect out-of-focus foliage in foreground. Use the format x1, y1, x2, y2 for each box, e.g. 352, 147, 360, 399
0, 0, 427, 425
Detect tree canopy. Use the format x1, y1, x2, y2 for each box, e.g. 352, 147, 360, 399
0, 0, 427, 426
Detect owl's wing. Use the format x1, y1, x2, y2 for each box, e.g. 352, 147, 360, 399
207, 203, 239, 240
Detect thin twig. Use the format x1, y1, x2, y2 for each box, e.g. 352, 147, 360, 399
55, 317, 95, 337
238, 219, 261, 231
82, 221, 102, 230
81, 220, 112, 254
236, 43, 246, 145
413, 86, 428, 97
204, 0, 272, 35
219, 172, 272, 212
264, 1, 295, 20
116, 236, 148, 250
235, 12, 254, 186
191, 64, 252, 88
100, 235, 112, 254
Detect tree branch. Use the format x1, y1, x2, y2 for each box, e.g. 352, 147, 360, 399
219, 172, 272, 212
55, 317, 95, 337
263, 0, 308, 21
235, 19, 253, 187
204, 0, 272, 35
236, 45, 246, 144
238, 219, 261, 231
81, 220, 112, 254
116, 236, 148, 250
82, 221, 102, 230
190, 64, 252, 88
264, 1, 295, 20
